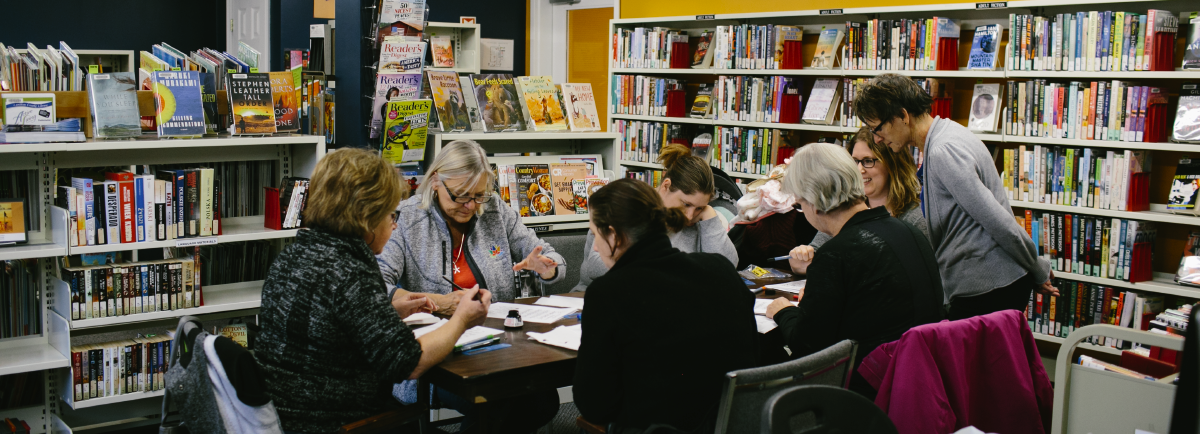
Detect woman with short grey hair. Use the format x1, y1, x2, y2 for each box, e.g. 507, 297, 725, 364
763, 142, 944, 400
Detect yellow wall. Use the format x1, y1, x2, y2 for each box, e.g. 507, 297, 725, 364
621, 0, 967, 19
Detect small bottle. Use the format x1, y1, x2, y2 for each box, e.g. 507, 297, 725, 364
504, 309, 523, 328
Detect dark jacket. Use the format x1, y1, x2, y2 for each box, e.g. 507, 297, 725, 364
774, 207, 944, 397
574, 231, 759, 431
257, 228, 422, 433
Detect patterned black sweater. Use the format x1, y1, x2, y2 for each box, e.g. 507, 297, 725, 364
257, 228, 422, 433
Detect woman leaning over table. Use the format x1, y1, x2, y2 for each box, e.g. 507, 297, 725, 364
256, 148, 491, 434
574, 178, 758, 432
788, 126, 930, 275
377, 139, 563, 433
572, 143, 738, 291
763, 142, 944, 400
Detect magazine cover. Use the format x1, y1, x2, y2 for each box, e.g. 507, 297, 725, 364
382, 99, 432, 164
152, 70, 206, 137
87, 72, 141, 138
269, 71, 299, 133
379, 40, 426, 74
431, 36, 454, 67
1175, 83, 1200, 143
379, 0, 426, 30
370, 73, 423, 138
516, 76, 568, 131
469, 74, 526, 132
549, 163, 589, 215
225, 73, 277, 135
561, 83, 601, 132
427, 71, 471, 132
515, 164, 552, 217
968, 83, 1001, 132
967, 24, 1000, 70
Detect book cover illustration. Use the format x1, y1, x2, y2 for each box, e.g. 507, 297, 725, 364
515, 164, 552, 217
561, 83, 601, 132
517, 75, 568, 131
692, 31, 713, 68
0, 201, 25, 243
236, 42, 260, 69
269, 71, 299, 132
968, 83, 1001, 132
774, 26, 803, 68
1169, 157, 1200, 211
549, 163, 589, 215
470, 74, 526, 132
370, 73, 423, 138
968, 24, 1000, 70
199, 73, 220, 134
3, 93, 54, 125
691, 84, 713, 119
87, 72, 141, 138
382, 99, 432, 164
431, 36, 455, 67
379, 40, 426, 74
427, 71, 471, 132
226, 73, 277, 135
812, 28, 842, 69
152, 71, 205, 137
1186, 15, 1200, 70
1175, 83, 1200, 143
380, 0, 427, 30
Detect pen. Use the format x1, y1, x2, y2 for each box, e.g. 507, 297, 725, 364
750, 287, 764, 295
454, 334, 497, 351
441, 275, 483, 301
768, 255, 790, 262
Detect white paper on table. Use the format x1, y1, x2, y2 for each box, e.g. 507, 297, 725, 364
753, 298, 797, 315
410, 320, 503, 346
533, 295, 584, 310
764, 280, 806, 294
487, 302, 576, 324
402, 312, 439, 326
755, 315, 779, 334
527, 324, 582, 351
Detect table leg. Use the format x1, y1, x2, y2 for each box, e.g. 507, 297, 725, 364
418, 378, 431, 434
475, 396, 490, 434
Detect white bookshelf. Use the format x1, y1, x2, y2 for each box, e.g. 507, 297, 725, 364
1010, 201, 1200, 226
52, 280, 264, 330
66, 218, 298, 255
1033, 332, 1123, 356
425, 22, 481, 75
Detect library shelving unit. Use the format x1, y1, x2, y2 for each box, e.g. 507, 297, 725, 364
424, 22, 482, 75
0, 135, 324, 433
607, 0, 1200, 354
11, 49, 135, 74
427, 132, 621, 232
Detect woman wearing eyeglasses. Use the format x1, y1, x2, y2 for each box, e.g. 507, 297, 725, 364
789, 127, 930, 275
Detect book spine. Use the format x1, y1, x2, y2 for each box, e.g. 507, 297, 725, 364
118, 181, 134, 243
200, 168, 214, 237
142, 175, 156, 242
185, 170, 199, 237
134, 177, 145, 242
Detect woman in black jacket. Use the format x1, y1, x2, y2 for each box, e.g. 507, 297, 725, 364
763, 142, 944, 400
574, 179, 759, 432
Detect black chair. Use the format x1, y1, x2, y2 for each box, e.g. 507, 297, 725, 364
1169, 303, 1200, 434
761, 385, 897, 434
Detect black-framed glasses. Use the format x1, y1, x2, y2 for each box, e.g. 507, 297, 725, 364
445, 189, 492, 204
870, 121, 886, 136
390, 210, 401, 224
853, 157, 879, 168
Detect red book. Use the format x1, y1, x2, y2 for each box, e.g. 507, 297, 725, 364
1121, 351, 1178, 377
1065, 214, 1072, 269
105, 172, 136, 243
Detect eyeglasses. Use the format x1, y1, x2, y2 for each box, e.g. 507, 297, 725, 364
853, 157, 879, 168
870, 121, 886, 136
444, 189, 492, 204
390, 210, 401, 224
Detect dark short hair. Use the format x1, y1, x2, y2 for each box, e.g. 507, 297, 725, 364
853, 73, 933, 125
590, 179, 689, 252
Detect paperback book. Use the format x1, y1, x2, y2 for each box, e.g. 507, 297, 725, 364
382, 99, 432, 164
469, 74, 526, 132
560, 83, 601, 132
968, 24, 1001, 70
225, 73, 277, 135
431, 36, 454, 67
199, 72, 220, 134
152, 71, 205, 138
516, 76, 568, 132
1168, 157, 1200, 212
1176, 83, 1200, 143
370, 73, 423, 138
691, 84, 713, 119
691, 31, 713, 68
968, 83, 1002, 132
812, 28, 843, 69
269, 71, 299, 133
1186, 15, 1200, 70
87, 73, 141, 138
427, 71, 471, 132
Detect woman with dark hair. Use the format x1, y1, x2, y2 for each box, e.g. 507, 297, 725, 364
572, 144, 737, 291
574, 178, 758, 432
852, 73, 1058, 319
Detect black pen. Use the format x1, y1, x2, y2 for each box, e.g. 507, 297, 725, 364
442, 275, 483, 301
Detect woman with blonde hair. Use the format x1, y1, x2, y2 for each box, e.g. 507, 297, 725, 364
572, 143, 737, 291
257, 148, 492, 433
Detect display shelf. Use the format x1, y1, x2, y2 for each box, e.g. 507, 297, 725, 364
434, 132, 620, 141
67, 390, 164, 410
0, 340, 70, 376
975, 134, 1005, 142
61, 135, 324, 151
610, 67, 840, 76
1033, 332, 1123, 356
1000, 136, 1200, 152
1005, 69, 1200, 80
521, 214, 589, 225
66, 217, 296, 255
610, 114, 713, 125
0, 241, 68, 262
0, 143, 70, 153
65, 281, 263, 330
842, 68, 1006, 78
0, 405, 48, 433
714, 119, 850, 132
1051, 271, 1200, 299
725, 171, 767, 180
425, 21, 481, 75
1009, 200, 1200, 226
619, 160, 663, 170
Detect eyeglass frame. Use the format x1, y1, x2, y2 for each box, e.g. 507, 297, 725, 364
443, 188, 493, 204
853, 157, 879, 168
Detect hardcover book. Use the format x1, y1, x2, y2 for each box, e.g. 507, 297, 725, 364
1186, 15, 1200, 70
1168, 157, 1200, 212
801, 78, 841, 125
516, 76, 568, 131
968, 83, 1002, 132
198, 73, 220, 134
469, 74, 526, 132
550, 163, 589, 215
268, 71, 299, 133
152, 71, 205, 138
691, 84, 713, 119
370, 73, 423, 138
515, 164, 552, 217
458, 75, 486, 131
427, 71, 471, 132
560, 83, 601, 132
379, 40, 426, 74
225, 73, 277, 135
382, 99, 432, 164
431, 36, 454, 67
812, 28, 843, 69
968, 24, 1001, 70
1175, 83, 1200, 143
87, 73, 141, 138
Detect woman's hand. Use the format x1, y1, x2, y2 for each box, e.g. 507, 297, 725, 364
765, 297, 796, 320
451, 285, 492, 328
692, 205, 718, 225
391, 292, 437, 318
788, 245, 816, 275
513, 245, 559, 280
1036, 271, 1060, 297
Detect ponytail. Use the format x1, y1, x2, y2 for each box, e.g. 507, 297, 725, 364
590, 179, 683, 251
658, 144, 715, 196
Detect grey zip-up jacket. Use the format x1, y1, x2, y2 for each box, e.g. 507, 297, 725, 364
922, 117, 1051, 302
378, 195, 566, 302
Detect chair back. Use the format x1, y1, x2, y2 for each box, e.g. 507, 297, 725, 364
761, 385, 897, 434
1169, 304, 1200, 434
713, 340, 858, 434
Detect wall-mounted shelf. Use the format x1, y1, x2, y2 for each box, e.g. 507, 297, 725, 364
425, 21, 481, 75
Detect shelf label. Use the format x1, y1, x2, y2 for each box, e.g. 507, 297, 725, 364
88, 65, 99, 74
819, 9, 843, 15
250, 67, 259, 73
695, 14, 715, 20
176, 237, 218, 247
976, 2, 1007, 9
228, 68, 237, 73
171, 67, 182, 71
529, 225, 551, 233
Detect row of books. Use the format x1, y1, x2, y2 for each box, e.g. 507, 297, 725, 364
611, 27, 690, 70
709, 126, 784, 176
1021, 210, 1155, 282
0, 260, 38, 339
494, 162, 605, 217
0, 42, 86, 92
998, 79, 1173, 142
626, 169, 666, 187
1000, 146, 1149, 211
55, 169, 224, 248
702, 25, 804, 70
842, 18, 961, 71
196, 240, 275, 286
0, 371, 42, 410
613, 119, 690, 165
0, 171, 40, 233
711, 76, 802, 124
69, 334, 172, 402
607, 74, 682, 118
61, 256, 201, 321
1024, 278, 1164, 348
1005, 10, 1183, 73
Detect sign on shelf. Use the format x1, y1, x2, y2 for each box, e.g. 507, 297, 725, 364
176, 237, 218, 247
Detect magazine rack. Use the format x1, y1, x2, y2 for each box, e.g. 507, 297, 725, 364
1051, 324, 1184, 434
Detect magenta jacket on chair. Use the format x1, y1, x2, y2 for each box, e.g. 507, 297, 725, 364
856, 310, 1054, 434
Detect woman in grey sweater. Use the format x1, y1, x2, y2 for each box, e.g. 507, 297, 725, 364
853, 73, 1058, 319
572, 144, 738, 292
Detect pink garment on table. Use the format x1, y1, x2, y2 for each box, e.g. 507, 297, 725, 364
856, 310, 1053, 434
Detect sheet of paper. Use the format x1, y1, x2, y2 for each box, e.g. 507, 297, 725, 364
756, 315, 779, 334
480, 38, 514, 71
765, 280, 806, 294
527, 324, 582, 351
533, 295, 584, 310
753, 298, 797, 315
409, 320, 503, 346
487, 302, 576, 324
402, 312, 439, 325
411, 318, 448, 339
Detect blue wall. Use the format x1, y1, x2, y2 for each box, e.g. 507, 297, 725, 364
428, 0, 527, 76
0, 0, 225, 56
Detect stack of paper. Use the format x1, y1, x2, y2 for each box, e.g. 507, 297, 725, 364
402, 312, 439, 326
753, 299, 797, 334
527, 324, 582, 351
411, 320, 504, 346
487, 302, 576, 324
765, 280, 806, 294
533, 295, 585, 310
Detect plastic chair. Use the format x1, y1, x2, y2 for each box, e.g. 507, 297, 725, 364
761, 385, 897, 434
714, 340, 858, 434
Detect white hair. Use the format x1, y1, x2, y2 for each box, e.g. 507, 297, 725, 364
781, 142, 866, 213
416, 140, 495, 216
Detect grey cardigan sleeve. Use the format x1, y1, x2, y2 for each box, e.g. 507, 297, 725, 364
572, 231, 608, 292
693, 217, 739, 267
377, 231, 406, 294
501, 202, 567, 285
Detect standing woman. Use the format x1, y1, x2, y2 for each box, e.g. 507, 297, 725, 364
852, 73, 1058, 319
572, 144, 737, 291
575, 179, 758, 431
